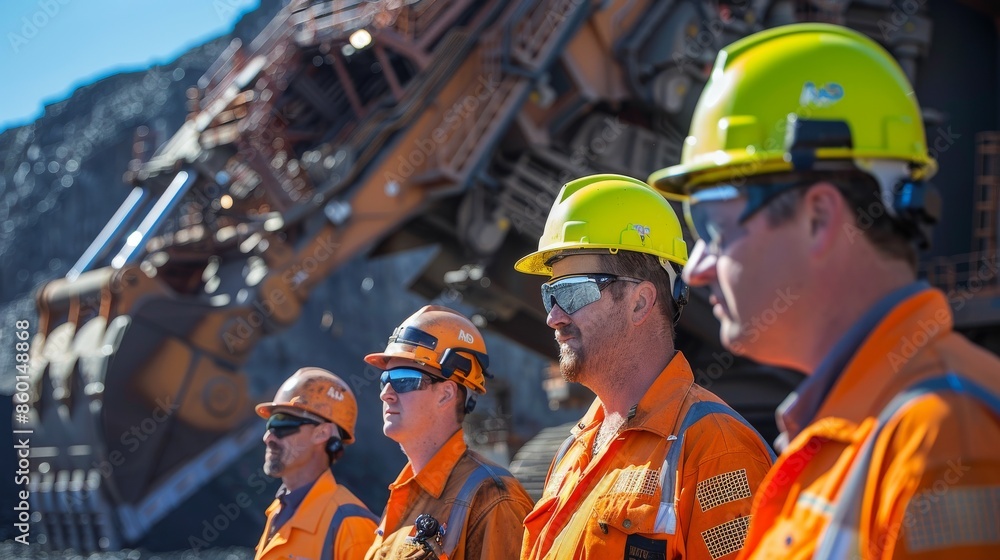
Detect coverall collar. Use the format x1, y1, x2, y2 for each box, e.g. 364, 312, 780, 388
389, 428, 467, 500
265, 469, 342, 535
776, 281, 930, 447
572, 351, 694, 439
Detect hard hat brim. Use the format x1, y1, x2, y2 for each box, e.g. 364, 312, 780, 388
364, 350, 420, 370
515, 243, 688, 276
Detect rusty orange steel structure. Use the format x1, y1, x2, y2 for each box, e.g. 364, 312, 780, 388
27, 0, 950, 551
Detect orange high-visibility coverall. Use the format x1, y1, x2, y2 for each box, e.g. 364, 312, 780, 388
366, 430, 534, 560
521, 352, 775, 560
255, 469, 378, 560
740, 286, 1000, 559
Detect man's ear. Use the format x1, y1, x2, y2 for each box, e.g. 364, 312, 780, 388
631, 281, 658, 325
802, 182, 846, 256
438, 380, 457, 408
313, 423, 334, 445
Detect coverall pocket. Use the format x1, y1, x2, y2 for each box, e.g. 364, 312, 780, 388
595, 493, 668, 560
522, 495, 558, 541
595, 492, 659, 535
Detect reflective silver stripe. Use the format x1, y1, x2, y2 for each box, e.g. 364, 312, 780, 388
322, 503, 379, 560
656, 401, 772, 536
654, 502, 677, 534
552, 434, 576, 470
797, 492, 835, 516
440, 460, 511, 556
814, 373, 1000, 560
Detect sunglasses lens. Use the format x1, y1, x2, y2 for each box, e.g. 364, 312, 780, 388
380, 368, 432, 394
270, 426, 300, 439
541, 277, 603, 314
265, 413, 316, 439
685, 200, 713, 244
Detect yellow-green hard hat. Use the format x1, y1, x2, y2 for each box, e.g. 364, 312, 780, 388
649, 23, 937, 196
515, 174, 688, 276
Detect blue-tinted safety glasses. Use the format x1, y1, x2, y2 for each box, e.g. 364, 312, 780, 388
541, 274, 641, 315
684, 180, 814, 255
380, 367, 442, 394
265, 412, 319, 439
684, 186, 750, 257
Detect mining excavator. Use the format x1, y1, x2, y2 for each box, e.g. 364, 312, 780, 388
27, 0, 1000, 552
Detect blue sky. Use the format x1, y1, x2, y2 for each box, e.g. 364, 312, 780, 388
1, 0, 260, 133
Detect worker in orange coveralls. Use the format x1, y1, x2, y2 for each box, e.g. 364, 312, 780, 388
515, 173, 776, 560
254, 367, 378, 560
364, 305, 534, 560
651, 22, 1000, 560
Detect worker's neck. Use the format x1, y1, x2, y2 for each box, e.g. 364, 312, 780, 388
592, 339, 673, 418
402, 425, 462, 475
281, 457, 328, 493
796, 258, 917, 374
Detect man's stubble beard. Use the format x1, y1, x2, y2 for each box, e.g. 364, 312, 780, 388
559, 342, 583, 383
264, 443, 286, 477
558, 304, 628, 388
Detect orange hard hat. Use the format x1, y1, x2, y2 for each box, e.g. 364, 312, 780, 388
365, 305, 491, 395
255, 367, 358, 444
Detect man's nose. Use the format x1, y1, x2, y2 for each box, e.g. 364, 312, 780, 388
380, 382, 396, 403
682, 238, 718, 287
546, 299, 571, 329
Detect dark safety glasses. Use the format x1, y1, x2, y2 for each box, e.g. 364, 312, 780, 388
265, 412, 319, 439
684, 179, 813, 256
541, 274, 642, 315
684, 186, 750, 257
380, 367, 442, 394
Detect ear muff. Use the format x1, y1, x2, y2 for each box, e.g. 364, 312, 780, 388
326, 437, 345, 464
890, 179, 941, 250
663, 261, 688, 324
464, 393, 477, 414
327, 438, 344, 455
325, 424, 346, 464
672, 276, 689, 324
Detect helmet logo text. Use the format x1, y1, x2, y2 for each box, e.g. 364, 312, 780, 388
458, 330, 475, 344
633, 224, 651, 243
327, 387, 345, 401
800, 82, 844, 107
